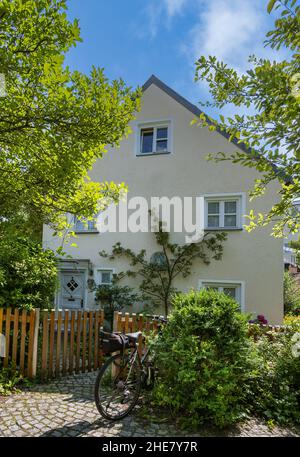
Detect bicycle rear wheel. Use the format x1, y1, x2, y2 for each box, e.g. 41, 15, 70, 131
95, 353, 142, 420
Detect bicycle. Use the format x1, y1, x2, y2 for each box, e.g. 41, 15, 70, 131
94, 315, 167, 421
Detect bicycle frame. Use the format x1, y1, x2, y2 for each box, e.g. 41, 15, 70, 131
127, 343, 151, 369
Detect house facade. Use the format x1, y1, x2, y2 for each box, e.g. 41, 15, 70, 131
43, 75, 283, 324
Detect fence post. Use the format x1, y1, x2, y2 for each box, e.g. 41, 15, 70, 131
30, 308, 40, 378
3, 308, 11, 368
111, 311, 120, 378
113, 311, 118, 332
41, 310, 49, 381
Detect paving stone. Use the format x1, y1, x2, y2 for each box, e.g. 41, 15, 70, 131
0, 371, 299, 437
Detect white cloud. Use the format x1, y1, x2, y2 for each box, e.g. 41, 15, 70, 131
144, 2, 162, 39
164, 0, 189, 17
140, 0, 190, 39
189, 0, 265, 71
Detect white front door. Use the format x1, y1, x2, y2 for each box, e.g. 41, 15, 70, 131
60, 270, 85, 310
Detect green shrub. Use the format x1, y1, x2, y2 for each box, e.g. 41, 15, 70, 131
0, 234, 58, 310
284, 315, 300, 326
0, 363, 23, 395
150, 289, 254, 428
284, 271, 300, 316
245, 327, 300, 425
92, 282, 139, 330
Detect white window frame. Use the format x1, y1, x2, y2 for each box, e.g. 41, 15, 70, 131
135, 119, 173, 156
199, 279, 245, 311
203, 193, 246, 230
96, 268, 114, 285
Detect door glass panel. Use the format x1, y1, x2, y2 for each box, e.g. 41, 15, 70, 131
66, 277, 79, 292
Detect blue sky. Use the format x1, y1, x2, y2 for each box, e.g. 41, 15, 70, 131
65, 0, 282, 118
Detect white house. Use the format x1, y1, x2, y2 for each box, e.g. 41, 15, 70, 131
43, 75, 283, 324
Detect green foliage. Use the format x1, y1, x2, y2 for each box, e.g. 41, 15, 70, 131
0, 0, 140, 231
100, 223, 226, 316
149, 288, 300, 428
0, 233, 57, 310
284, 314, 300, 325
195, 1, 300, 237
150, 289, 253, 428
283, 271, 300, 315
245, 328, 300, 425
91, 279, 140, 330
289, 237, 300, 267
0, 363, 23, 395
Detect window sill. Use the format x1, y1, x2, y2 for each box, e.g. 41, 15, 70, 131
205, 227, 243, 232
136, 151, 171, 157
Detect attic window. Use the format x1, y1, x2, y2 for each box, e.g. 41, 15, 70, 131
137, 121, 172, 155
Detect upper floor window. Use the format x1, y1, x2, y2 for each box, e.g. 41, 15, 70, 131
136, 120, 172, 155
204, 194, 245, 230
74, 216, 98, 233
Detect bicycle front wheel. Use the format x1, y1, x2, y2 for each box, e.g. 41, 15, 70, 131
95, 353, 142, 420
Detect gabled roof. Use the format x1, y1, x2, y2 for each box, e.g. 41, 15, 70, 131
142, 75, 288, 182
142, 74, 251, 154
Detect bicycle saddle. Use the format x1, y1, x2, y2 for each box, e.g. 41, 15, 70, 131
125, 331, 143, 343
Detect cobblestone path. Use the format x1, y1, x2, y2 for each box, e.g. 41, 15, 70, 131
0, 371, 299, 437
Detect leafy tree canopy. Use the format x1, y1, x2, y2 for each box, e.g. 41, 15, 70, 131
0, 0, 140, 232
0, 232, 57, 310
194, 0, 300, 237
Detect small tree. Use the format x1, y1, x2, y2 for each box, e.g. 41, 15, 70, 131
90, 279, 140, 330
100, 224, 226, 316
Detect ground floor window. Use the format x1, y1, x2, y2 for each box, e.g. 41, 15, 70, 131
199, 279, 245, 310
97, 269, 113, 285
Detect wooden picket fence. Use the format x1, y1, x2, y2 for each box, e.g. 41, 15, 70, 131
113, 311, 161, 358
39, 309, 104, 380
0, 308, 40, 378
0, 307, 104, 380
113, 311, 160, 334
1, 307, 287, 381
